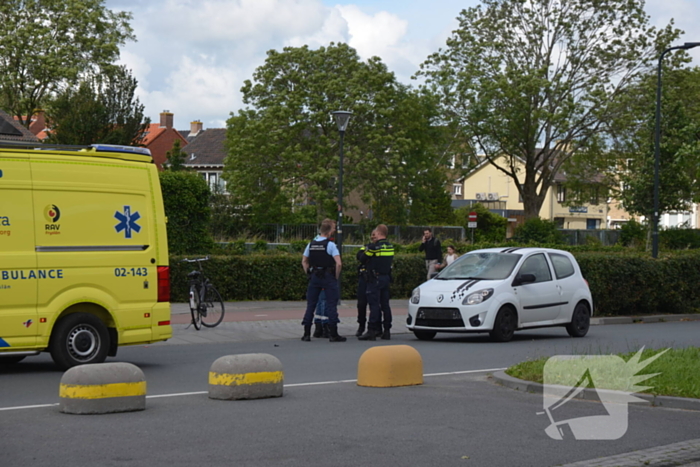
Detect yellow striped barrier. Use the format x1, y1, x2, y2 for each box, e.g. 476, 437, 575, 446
59, 362, 146, 414
357, 345, 423, 388
209, 354, 284, 400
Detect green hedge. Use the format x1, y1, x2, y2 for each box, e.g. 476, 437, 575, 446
170, 254, 425, 302
170, 251, 700, 317
576, 251, 700, 316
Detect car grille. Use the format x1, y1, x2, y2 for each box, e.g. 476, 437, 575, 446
415, 307, 465, 328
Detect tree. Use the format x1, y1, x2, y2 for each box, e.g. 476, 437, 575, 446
611, 66, 700, 221
166, 139, 188, 171
159, 171, 213, 254
454, 204, 506, 243
45, 66, 149, 146
417, 0, 679, 219
0, 0, 134, 127
224, 43, 450, 227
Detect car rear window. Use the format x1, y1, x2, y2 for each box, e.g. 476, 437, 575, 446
549, 253, 575, 279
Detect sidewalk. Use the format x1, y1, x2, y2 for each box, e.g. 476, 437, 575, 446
165, 299, 409, 345
165, 300, 699, 345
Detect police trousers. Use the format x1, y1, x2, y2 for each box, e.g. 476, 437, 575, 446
302, 272, 339, 326
366, 274, 391, 331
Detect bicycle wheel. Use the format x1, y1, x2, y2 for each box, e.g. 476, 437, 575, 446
200, 284, 225, 328
189, 284, 202, 330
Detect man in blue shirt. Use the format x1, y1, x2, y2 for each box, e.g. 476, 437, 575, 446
301, 218, 346, 342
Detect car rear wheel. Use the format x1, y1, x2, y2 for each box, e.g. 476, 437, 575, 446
566, 302, 590, 338
413, 330, 437, 341
489, 306, 517, 342
49, 313, 109, 370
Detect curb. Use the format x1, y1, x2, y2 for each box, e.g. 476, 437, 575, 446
591, 314, 700, 325
491, 371, 700, 411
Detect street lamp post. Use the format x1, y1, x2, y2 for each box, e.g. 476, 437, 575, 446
332, 110, 352, 301
652, 42, 700, 258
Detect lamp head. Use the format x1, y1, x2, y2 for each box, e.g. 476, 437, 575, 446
683, 42, 700, 49
332, 110, 353, 132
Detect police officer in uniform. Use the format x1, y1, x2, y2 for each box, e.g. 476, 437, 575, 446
358, 224, 394, 341
301, 218, 346, 342
355, 229, 377, 337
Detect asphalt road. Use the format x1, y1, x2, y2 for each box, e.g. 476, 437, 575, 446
1, 318, 699, 467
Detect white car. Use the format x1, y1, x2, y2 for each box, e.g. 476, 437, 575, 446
407, 247, 593, 342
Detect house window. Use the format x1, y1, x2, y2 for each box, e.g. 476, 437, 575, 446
453, 184, 462, 196
557, 184, 566, 203
554, 217, 565, 229
589, 186, 599, 205
586, 219, 599, 230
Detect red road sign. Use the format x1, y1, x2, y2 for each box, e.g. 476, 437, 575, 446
469, 212, 477, 221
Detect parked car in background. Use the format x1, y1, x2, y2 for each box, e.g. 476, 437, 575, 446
406, 247, 593, 342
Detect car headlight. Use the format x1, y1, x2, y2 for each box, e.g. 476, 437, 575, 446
462, 288, 494, 305
410, 287, 420, 304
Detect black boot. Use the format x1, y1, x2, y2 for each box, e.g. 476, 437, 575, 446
328, 325, 346, 342
313, 322, 323, 338
301, 325, 311, 342
381, 329, 391, 340
358, 328, 380, 341
322, 323, 331, 338
355, 323, 365, 337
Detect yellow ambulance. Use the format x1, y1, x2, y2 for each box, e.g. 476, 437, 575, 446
0, 142, 171, 369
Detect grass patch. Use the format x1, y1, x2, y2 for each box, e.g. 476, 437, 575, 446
506, 347, 700, 399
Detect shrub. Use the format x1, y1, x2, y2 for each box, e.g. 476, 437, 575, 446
660, 226, 700, 250
618, 219, 647, 248
513, 217, 564, 244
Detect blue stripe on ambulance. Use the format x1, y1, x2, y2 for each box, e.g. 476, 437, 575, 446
0, 338, 10, 347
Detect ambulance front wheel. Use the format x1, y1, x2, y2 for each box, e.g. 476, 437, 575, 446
49, 313, 110, 370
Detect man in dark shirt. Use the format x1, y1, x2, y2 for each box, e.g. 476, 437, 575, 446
418, 228, 442, 280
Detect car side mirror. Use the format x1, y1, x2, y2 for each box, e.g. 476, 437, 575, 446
513, 273, 536, 286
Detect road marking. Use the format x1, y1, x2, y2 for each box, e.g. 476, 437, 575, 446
0, 368, 507, 411
0, 403, 59, 412
255, 314, 267, 317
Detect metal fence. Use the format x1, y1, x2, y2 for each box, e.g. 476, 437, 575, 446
560, 229, 621, 246
254, 223, 466, 243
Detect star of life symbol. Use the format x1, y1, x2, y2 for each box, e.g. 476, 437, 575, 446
539, 347, 667, 440
114, 206, 142, 239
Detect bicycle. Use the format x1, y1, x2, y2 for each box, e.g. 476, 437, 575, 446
182, 256, 225, 329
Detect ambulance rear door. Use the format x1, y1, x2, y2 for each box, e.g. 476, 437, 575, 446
0, 152, 38, 348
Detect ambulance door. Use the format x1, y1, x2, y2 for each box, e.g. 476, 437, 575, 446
0, 155, 38, 348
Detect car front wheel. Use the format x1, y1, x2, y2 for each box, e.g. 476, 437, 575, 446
489, 306, 517, 342
566, 302, 590, 338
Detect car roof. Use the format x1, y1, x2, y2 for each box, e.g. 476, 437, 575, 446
467, 247, 573, 256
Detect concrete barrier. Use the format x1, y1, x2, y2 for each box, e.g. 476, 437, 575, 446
209, 354, 284, 400
59, 362, 146, 414
357, 345, 423, 388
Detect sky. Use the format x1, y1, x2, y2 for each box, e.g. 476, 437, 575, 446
104, 0, 700, 131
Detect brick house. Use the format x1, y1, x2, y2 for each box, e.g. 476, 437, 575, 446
181, 122, 227, 192
1, 109, 40, 142
142, 111, 189, 170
